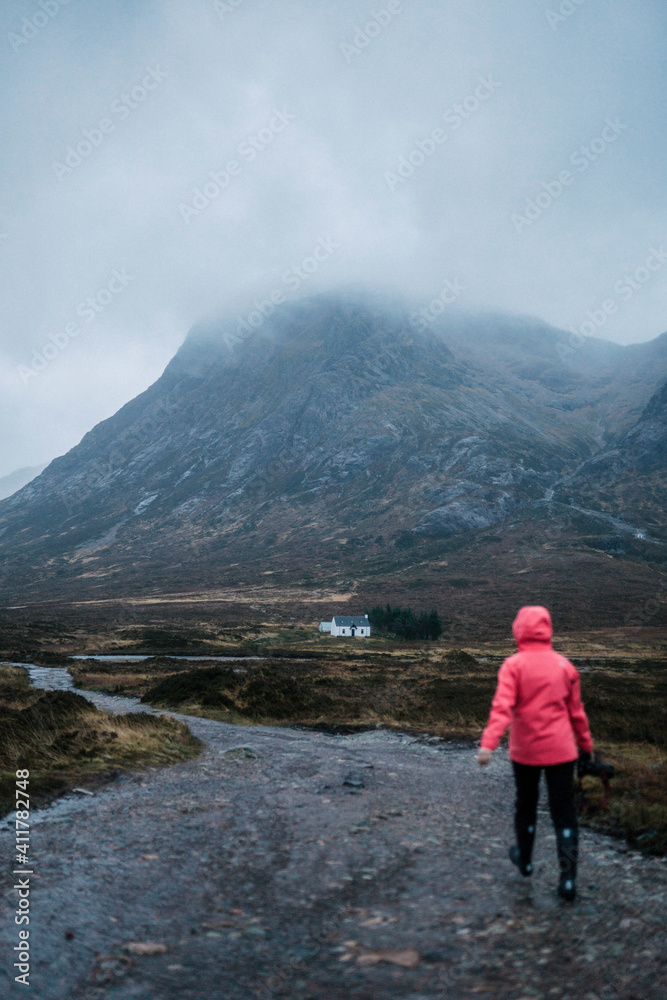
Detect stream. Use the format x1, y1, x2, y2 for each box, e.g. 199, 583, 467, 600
18, 655, 309, 715
1, 664, 665, 998
23, 656, 272, 704
1, 659, 450, 829
24, 663, 152, 713
67, 653, 312, 665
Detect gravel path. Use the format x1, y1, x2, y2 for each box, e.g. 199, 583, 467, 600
1, 672, 665, 999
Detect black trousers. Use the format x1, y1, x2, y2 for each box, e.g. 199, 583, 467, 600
512, 759, 578, 833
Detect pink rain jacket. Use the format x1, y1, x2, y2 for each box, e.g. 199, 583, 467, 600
480, 606, 593, 765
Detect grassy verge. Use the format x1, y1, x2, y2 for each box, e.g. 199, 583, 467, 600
68, 649, 667, 853
574, 742, 667, 853
0, 664, 204, 818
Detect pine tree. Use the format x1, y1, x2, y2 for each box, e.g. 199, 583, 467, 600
367, 603, 443, 640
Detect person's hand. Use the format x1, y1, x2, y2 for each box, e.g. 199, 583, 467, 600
477, 747, 492, 767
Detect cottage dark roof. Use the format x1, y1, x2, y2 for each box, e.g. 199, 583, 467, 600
332, 616, 369, 627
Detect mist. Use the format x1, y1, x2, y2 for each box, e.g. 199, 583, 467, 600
1, 0, 666, 477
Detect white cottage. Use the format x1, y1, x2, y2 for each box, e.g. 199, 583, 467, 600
330, 614, 371, 637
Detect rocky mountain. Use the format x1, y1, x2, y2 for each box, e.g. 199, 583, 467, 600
552, 375, 667, 541
0, 292, 664, 630
0, 464, 47, 501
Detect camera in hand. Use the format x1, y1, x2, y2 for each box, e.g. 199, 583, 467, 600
577, 749, 615, 781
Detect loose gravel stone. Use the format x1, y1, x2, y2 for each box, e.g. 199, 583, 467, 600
0, 675, 664, 999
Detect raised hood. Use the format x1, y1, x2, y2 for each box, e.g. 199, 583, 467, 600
512, 605, 553, 648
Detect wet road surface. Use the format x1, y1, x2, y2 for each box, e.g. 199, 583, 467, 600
1, 667, 665, 999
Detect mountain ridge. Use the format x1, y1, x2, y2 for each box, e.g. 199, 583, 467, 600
0, 292, 664, 628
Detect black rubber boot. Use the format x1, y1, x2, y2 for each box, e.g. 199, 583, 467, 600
555, 826, 578, 901
509, 821, 535, 876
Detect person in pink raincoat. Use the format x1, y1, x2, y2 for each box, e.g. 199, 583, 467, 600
477, 605, 594, 900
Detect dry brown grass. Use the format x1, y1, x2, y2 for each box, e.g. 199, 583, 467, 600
9, 642, 666, 852
578, 742, 667, 852
0, 664, 203, 817
93, 650, 664, 853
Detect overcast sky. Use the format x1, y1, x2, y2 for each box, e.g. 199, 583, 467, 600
0, 0, 666, 478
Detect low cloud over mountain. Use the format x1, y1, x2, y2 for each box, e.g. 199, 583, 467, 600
0, 293, 664, 629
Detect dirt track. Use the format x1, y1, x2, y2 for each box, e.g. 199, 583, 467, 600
1, 681, 665, 1000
